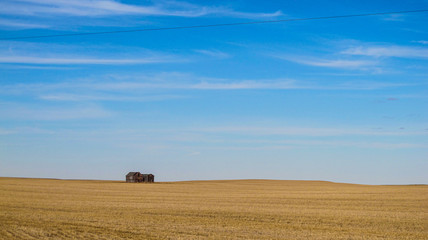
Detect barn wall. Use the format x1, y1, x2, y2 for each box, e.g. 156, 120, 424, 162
126, 172, 154, 183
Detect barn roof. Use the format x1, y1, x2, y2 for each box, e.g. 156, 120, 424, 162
126, 172, 140, 177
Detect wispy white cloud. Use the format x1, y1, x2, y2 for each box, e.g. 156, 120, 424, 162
330, 81, 409, 90
194, 49, 231, 59
0, 0, 284, 30
0, 0, 283, 30
0, 102, 111, 120
189, 79, 299, 89
191, 125, 428, 137
0, 127, 55, 135
0, 128, 15, 135
342, 45, 428, 59
66, 125, 427, 150
287, 140, 425, 149
271, 41, 428, 73
38, 93, 186, 102
195, 138, 428, 149
0, 0, 195, 17
292, 58, 374, 68
0, 77, 302, 96
220, 10, 283, 19
0, 18, 50, 29
381, 14, 405, 22
0, 0, 282, 29
3, 125, 426, 149
188, 151, 201, 156
0, 56, 174, 65
0, 42, 182, 65
413, 40, 428, 45
0, 71, 412, 99
386, 97, 398, 101
273, 55, 376, 68
0, 65, 75, 70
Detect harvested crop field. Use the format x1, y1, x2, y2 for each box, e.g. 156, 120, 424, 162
0, 177, 426, 239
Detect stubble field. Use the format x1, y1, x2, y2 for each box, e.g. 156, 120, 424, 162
0, 177, 426, 239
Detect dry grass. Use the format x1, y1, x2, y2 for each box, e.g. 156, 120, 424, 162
0, 177, 426, 239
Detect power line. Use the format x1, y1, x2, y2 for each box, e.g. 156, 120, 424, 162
1, 9, 427, 40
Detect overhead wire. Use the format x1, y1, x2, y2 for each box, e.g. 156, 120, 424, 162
1, 9, 427, 40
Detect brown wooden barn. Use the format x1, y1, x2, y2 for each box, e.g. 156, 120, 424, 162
126, 172, 142, 182
142, 174, 155, 183
126, 172, 154, 183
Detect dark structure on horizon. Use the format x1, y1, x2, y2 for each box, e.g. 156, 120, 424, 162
126, 172, 154, 183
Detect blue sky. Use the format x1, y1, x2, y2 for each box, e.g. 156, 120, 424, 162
0, 0, 427, 184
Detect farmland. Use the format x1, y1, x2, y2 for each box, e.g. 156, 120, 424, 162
0, 177, 426, 239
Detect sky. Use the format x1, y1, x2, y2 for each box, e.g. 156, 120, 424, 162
0, 0, 427, 184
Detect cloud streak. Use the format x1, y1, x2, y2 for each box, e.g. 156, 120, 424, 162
0, 0, 209, 17
0, 0, 282, 29
272, 55, 376, 69
413, 40, 428, 45
0, 73, 411, 100
0, 18, 50, 29
0, 102, 111, 120
0, 71, 414, 104
191, 126, 428, 137
194, 49, 231, 59
0, 56, 175, 65
271, 42, 428, 74
342, 45, 428, 59
0, 0, 284, 30
0, 42, 182, 65
38, 93, 186, 102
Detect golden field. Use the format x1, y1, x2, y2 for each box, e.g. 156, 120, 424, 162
0, 177, 426, 239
